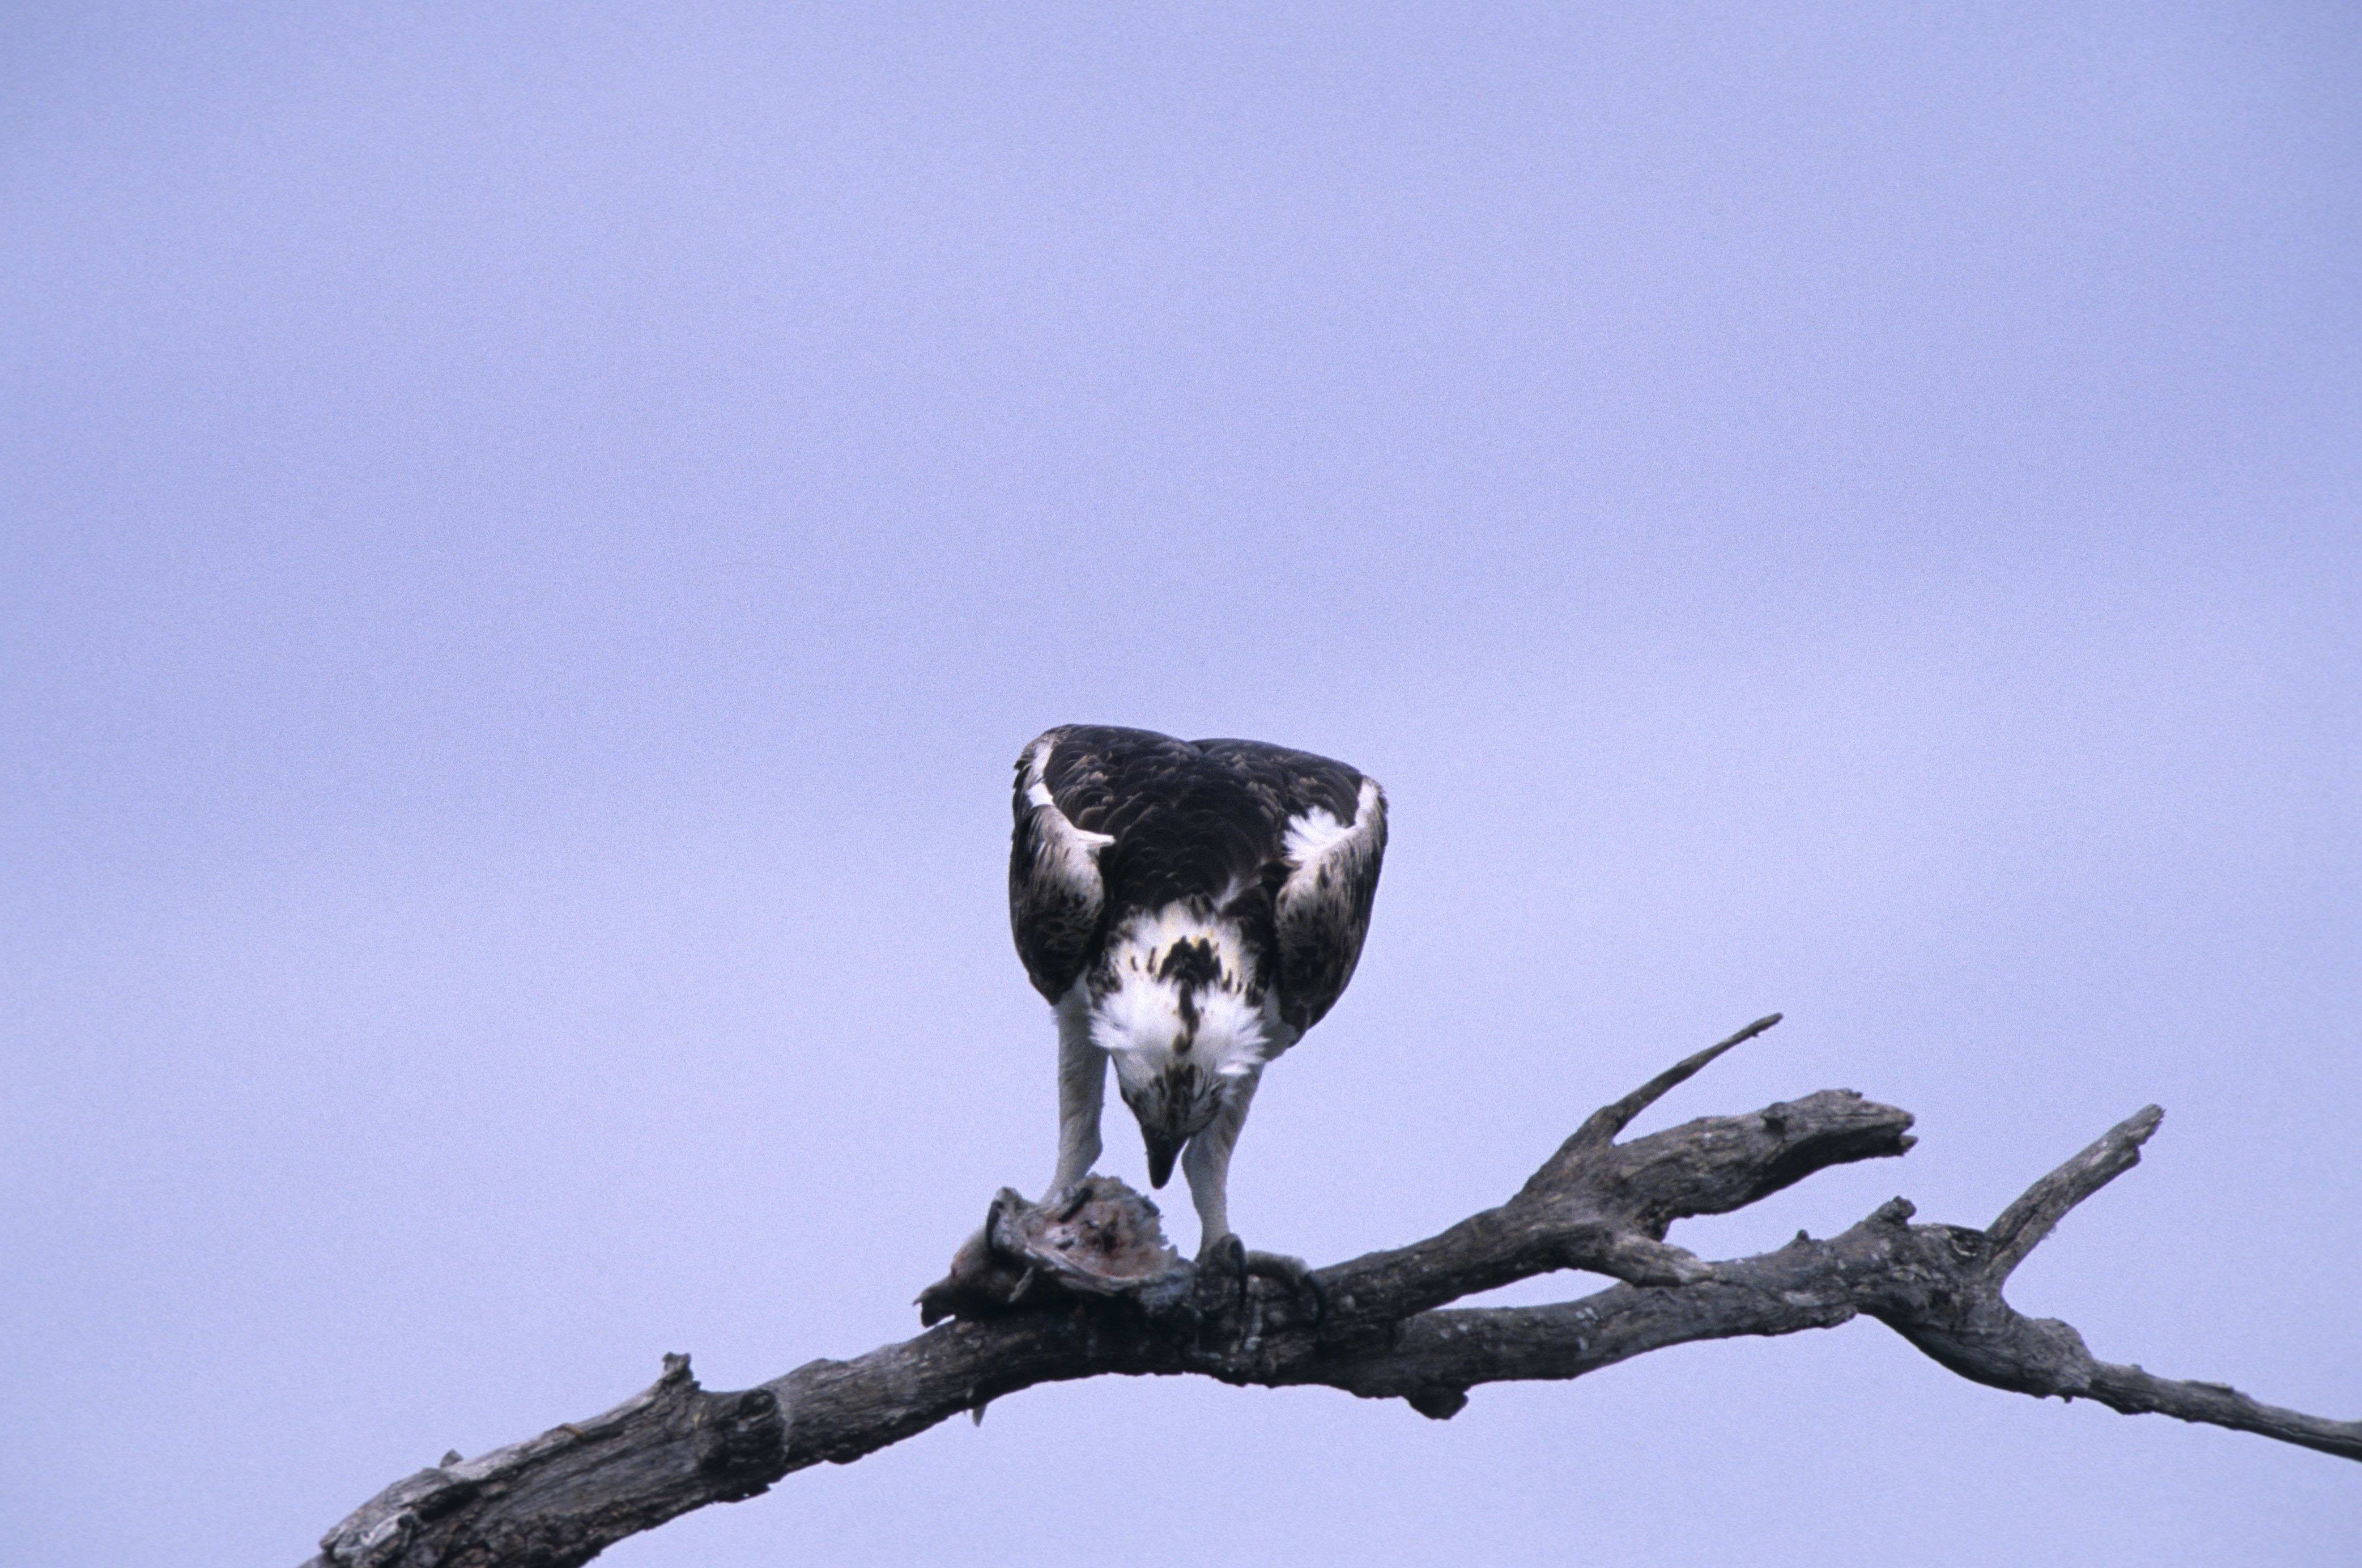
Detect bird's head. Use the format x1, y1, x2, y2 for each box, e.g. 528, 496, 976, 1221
1089, 910, 1269, 1188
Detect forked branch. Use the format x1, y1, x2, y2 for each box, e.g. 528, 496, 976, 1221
305, 1023, 2358, 1568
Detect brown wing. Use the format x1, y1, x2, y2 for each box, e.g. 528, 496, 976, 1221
1007, 727, 1116, 1001
1193, 739, 1387, 1034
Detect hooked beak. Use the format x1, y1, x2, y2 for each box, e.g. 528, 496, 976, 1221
1144, 1134, 1181, 1189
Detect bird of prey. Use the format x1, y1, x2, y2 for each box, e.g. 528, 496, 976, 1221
1009, 725, 1387, 1264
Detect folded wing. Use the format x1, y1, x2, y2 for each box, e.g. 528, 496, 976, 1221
1008, 727, 1115, 1001
1194, 739, 1388, 1035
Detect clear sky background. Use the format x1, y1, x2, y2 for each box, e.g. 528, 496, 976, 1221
5, 4, 2357, 1564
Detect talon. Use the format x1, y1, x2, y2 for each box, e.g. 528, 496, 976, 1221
1197, 1232, 1247, 1271
1241, 1249, 1327, 1322
1192, 1232, 1251, 1315
981, 1192, 1015, 1254
1195, 1237, 1325, 1324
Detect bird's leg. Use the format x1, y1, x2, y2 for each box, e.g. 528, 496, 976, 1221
1180, 1067, 1258, 1255
1048, 999, 1105, 1201
1182, 1071, 1324, 1316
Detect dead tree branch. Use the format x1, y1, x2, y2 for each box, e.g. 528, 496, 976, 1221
306, 1017, 2359, 1568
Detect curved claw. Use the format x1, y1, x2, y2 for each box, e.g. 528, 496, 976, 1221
1050, 1182, 1095, 1223
1241, 1249, 1327, 1321
1193, 1235, 1326, 1324
1190, 1228, 1247, 1313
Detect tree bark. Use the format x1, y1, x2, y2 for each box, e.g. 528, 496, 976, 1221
306, 1017, 2359, 1568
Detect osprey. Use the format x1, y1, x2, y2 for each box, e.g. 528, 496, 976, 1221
1009, 725, 1387, 1262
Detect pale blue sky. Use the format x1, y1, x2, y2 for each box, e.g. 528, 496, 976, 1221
4, 5, 2356, 1565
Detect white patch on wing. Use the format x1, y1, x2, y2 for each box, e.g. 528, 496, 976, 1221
1272, 777, 1386, 1028
1022, 735, 1113, 887
1282, 805, 1348, 865
1283, 778, 1381, 870
1021, 736, 1064, 812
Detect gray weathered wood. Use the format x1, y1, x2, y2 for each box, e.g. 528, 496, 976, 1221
305, 1019, 2358, 1568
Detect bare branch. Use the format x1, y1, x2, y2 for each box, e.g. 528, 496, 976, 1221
1983, 1103, 2162, 1280
2078, 1363, 2362, 1462
303, 1025, 2357, 1568
1565, 1011, 1784, 1152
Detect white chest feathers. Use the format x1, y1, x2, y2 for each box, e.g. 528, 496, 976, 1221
1086, 906, 1278, 1080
